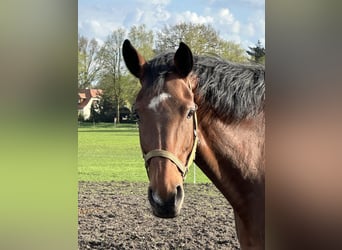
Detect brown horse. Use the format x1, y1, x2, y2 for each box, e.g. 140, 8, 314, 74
122, 39, 265, 249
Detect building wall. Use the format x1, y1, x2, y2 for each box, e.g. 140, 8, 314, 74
80, 97, 100, 120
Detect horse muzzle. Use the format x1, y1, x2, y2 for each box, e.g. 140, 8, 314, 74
148, 185, 184, 218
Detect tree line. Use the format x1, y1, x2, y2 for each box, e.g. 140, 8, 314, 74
78, 23, 265, 123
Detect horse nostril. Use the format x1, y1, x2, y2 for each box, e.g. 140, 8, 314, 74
148, 187, 165, 207
175, 185, 184, 201
148, 187, 157, 203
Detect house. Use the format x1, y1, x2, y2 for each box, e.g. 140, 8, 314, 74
78, 89, 103, 120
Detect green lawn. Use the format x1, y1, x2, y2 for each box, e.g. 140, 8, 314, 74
78, 123, 210, 183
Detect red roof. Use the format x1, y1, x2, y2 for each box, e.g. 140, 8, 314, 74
78, 93, 86, 99
78, 89, 103, 109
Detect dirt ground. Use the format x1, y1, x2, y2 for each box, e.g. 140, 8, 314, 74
78, 181, 240, 249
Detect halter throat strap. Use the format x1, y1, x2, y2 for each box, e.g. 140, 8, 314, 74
143, 111, 198, 178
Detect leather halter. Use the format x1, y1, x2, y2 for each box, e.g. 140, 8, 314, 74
143, 109, 198, 179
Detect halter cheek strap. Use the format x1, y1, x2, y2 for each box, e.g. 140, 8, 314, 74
143, 111, 198, 179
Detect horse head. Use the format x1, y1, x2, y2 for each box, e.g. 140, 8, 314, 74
123, 40, 198, 218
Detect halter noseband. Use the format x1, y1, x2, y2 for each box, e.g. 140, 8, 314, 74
143, 110, 198, 179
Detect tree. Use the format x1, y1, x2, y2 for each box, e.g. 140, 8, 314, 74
95, 81, 117, 122
97, 28, 126, 123
155, 22, 248, 62
128, 24, 155, 61
156, 23, 220, 55
78, 35, 101, 89
218, 39, 248, 63
119, 74, 140, 110
246, 40, 265, 64
126, 25, 154, 107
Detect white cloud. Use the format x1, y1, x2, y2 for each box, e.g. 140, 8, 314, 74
79, 19, 123, 41
129, 7, 170, 28
154, 6, 171, 20
135, 9, 144, 22
218, 8, 241, 34
219, 8, 234, 23
175, 11, 213, 25
246, 22, 255, 37
232, 21, 241, 34
242, 11, 264, 39
78, 0, 264, 51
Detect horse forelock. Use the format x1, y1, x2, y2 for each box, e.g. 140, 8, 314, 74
144, 52, 174, 90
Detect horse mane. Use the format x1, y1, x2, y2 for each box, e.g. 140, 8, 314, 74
147, 52, 265, 123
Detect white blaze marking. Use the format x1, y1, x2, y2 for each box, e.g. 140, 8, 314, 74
148, 93, 171, 111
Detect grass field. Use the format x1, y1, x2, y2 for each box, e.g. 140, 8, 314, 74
78, 123, 210, 183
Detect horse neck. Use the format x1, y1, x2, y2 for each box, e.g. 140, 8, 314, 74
194, 112, 265, 209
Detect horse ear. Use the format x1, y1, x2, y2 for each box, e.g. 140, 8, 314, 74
174, 42, 193, 78
122, 39, 146, 79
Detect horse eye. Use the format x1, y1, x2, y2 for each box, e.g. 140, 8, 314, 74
187, 109, 194, 119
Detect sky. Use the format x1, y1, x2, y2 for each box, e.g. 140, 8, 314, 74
78, 0, 264, 50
